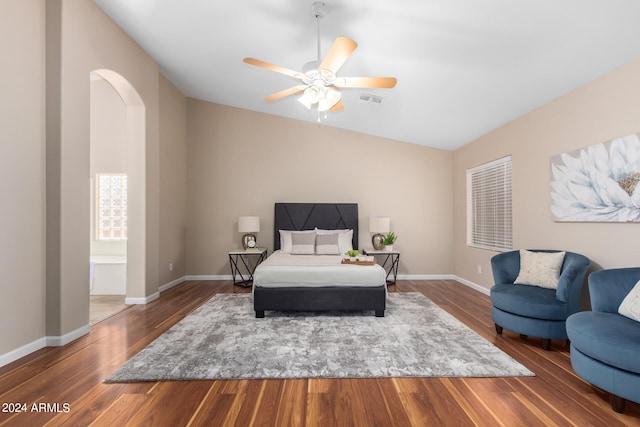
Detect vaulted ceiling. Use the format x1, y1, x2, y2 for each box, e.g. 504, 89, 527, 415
94, 0, 640, 150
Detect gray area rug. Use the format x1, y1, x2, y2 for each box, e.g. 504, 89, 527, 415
105, 292, 533, 382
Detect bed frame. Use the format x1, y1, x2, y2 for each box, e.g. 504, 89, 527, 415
253, 203, 386, 318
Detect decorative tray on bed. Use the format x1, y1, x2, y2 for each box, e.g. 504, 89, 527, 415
341, 258, 376, 266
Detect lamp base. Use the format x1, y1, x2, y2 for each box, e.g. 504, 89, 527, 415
242, 234, 256, 250
372, 234, 385, 250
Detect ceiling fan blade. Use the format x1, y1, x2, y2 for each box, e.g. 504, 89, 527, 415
319, 37, 358, 74
330, 101, 344, 112
264, 86, 305, 103
334, 77, 397, 89
243, 57, 302, 79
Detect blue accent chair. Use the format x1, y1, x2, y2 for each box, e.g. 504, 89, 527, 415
490, 250, 590, 350
566, 268, 640, 413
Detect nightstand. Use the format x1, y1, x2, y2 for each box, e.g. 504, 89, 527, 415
228, 248, 268, 287
363, 249, 400, 285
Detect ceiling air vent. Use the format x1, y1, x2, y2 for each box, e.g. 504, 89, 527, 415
359, 93, 383, 104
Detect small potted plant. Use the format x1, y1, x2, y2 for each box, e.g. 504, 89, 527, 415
345, 249, 360, 261
382, 232, 397, 252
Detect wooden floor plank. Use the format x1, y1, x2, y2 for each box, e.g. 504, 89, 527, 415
273, 379, 307, 427
123, 381, 212, 427
1, 280, 639, 426
88, 394, 150, 427
440, 378, 507, 427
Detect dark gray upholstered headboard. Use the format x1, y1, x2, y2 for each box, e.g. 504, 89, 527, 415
274, 203, 358, 251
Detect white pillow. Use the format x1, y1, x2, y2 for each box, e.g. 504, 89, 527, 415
315, 233, 341, 255
279, 230, 291, 252
290, 231, 316, 254
514, 250, 566, 289
279, 230, 315, 253
619, 279, 640, 322
315, 228, 353, 253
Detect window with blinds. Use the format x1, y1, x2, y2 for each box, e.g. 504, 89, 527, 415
467, 156, 512, 251
96, 173, 128, 241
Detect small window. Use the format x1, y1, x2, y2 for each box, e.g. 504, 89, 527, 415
96, 173, 127, 241
467, 156, 512, 251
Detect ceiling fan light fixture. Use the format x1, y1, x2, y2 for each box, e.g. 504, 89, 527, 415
298, 85, 341, 112
298, 86, 321, 109
243, 2, 396, 116
317, 87, 341, 112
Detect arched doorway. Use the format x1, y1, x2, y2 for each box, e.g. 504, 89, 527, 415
89, 69, 146, 323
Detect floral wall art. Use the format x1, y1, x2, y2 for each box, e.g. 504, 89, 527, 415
550, 133, 640, 222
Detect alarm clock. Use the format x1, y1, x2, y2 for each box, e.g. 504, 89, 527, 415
242, 233, 257, 249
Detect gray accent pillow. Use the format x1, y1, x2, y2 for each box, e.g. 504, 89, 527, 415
291, 231, 316, 254
315, 233, 341, 255
315, 228, 353, 253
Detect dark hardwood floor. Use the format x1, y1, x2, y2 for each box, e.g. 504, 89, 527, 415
1, 280, 638, 426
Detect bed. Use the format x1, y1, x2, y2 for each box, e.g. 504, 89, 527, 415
253, 203, 387, 318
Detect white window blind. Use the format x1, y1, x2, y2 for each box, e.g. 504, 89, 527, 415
96, 173, 127, 241
467, 156, 512, 251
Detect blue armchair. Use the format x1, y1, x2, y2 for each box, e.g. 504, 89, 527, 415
490, 250, 590, 350
566, 268, 640, 413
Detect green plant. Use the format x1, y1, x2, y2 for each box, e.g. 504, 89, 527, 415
382, 232, 397, 245
345, 249, 360, 257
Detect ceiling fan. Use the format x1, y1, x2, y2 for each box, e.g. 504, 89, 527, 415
243, 2, 397, 114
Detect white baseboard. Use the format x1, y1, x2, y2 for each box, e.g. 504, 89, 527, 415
46, 323, 91, 347
396, 274, 454, 280
452, 275, 490, 296
0, 337, 47, 368
1, 324, 92, 368
125, 277, 186, 304
125, 292, 159, 305
159, 276, 186, 293
185, 275, 232, 281
395, 274, 489, 295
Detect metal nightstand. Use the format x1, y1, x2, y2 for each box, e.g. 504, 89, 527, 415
228, 248, 268, 287
363, 249, 400, 285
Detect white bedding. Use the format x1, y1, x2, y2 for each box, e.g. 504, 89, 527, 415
253, 250, 386, 288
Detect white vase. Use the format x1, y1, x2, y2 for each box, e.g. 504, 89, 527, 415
384, 245, 393, 252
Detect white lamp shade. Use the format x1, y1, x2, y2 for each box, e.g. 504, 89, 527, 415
238, 216, 260, 233
298, 86, 321, 110
298, 85, 341, 111
369, 216, 390, 233
317, 87, 341, 112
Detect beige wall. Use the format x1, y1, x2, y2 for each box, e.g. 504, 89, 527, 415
159, 75, 188, 285
453, 58, 640, 291
90, 78, 127, 176
186, 100, 454, 277
0, 0, 46, 356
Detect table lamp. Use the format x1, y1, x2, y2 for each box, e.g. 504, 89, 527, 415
369, 216, 390, 250
238, 216, 260, 249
